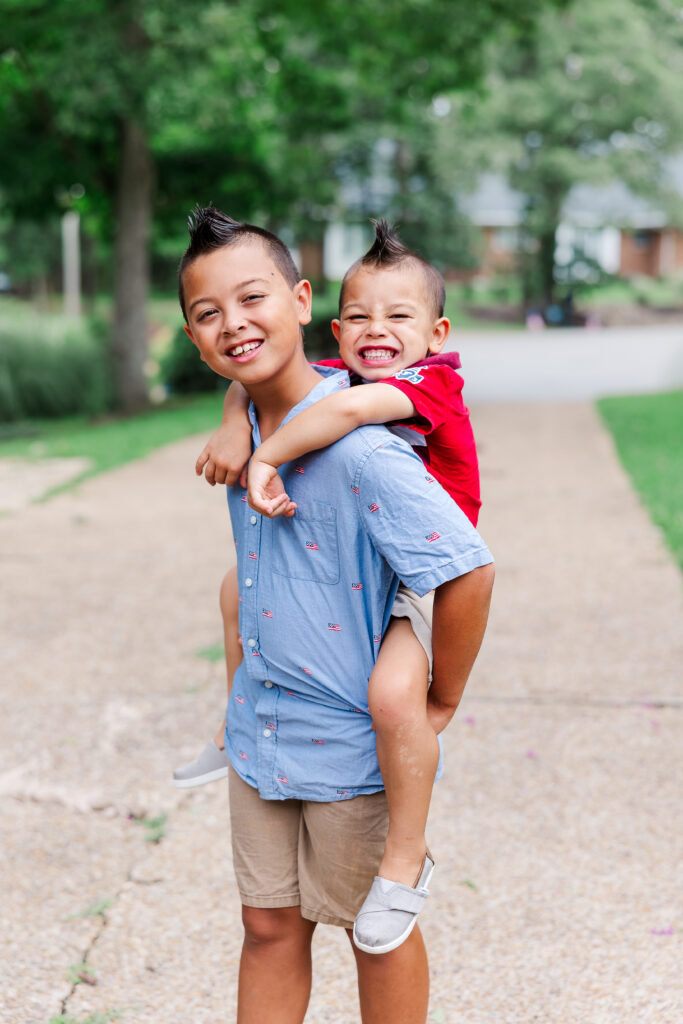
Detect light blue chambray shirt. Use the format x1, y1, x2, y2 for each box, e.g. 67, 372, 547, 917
225, 365, 493, 802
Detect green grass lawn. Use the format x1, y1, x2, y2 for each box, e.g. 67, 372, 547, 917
0, 391, 226, 498
597, 390, 683, 571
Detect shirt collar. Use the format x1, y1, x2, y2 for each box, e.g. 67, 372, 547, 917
247, 365, 350, 440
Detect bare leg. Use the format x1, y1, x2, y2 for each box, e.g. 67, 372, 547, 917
213, 565, 241, 749
238, 906, 316, 1024
369, 617, 438, 887
349, 925, 429, 1024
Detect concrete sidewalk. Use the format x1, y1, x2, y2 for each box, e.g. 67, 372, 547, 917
1, 403, 681, 1024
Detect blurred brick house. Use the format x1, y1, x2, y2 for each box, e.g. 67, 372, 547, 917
459, 172, 683, 280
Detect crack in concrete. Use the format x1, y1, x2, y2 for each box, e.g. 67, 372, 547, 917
56, 820, 169, 1019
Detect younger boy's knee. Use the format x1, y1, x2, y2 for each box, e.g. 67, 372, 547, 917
369, 676, 427, 734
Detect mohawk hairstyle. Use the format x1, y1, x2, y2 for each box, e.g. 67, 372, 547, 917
178, 205, 300, 321
339, 219, 446, 319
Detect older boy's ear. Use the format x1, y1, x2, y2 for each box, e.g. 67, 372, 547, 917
295, 279, 313, 326
428, 317, 450, 355
331, 319, 341, 342
183, 323, 206, 361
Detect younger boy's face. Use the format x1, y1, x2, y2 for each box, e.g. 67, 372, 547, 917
182, 239, 311, 387
332, 265, 449, 381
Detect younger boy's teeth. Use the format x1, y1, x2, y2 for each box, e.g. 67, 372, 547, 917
361, 348, 397, 361
230, 341, 261, 356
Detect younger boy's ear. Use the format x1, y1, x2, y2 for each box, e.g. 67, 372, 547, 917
295, 279, 313, 326
427, 317, 450, 355
331, 318, 341, 342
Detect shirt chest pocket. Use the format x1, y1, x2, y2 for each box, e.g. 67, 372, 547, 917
271, 500, 340, 585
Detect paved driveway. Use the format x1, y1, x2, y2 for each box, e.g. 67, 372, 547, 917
1, 404, 681, 1023
448, 323, 683, 401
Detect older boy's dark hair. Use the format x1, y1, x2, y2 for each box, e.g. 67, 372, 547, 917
339, 219, 446, 319
178, 205, 300, 321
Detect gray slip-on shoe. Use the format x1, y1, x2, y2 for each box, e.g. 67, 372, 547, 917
353, 854, 435, 955
172, 740, 229, 789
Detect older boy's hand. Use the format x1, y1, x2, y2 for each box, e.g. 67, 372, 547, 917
248, 459, 297, 518
196, 420, 252, 487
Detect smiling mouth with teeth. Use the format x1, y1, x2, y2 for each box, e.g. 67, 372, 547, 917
228, 340, 263, 357
358, 347, 399, 361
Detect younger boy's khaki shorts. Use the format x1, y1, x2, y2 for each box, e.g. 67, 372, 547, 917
228, 767, 389, 928
391, 584, 434, 676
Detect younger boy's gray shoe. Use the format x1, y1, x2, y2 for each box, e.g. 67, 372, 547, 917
172, 740, 229, 789
353, 853, 435, 955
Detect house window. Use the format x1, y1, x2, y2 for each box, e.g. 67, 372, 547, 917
633, 230, 655, 249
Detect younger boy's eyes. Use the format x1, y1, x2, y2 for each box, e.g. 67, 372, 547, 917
197, 308, 218, 321
244, 293, 265, 302
346, 314, 367, 322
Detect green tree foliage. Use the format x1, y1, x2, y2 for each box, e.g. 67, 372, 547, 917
0, 0, 567, 409
434, 0, 683, 302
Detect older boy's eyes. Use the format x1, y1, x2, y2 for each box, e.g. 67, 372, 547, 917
244, 293, 265, 302
346, 314, 367, 322
197, 308, 218, 321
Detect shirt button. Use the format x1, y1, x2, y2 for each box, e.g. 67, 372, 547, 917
247, 638, 257, 648
263, 728, 272, 738
264, 680, 273, 688
244, 578, 253, 588
250, 515, 257, 525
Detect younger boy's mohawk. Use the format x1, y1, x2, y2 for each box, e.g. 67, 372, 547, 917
361, 219, 410, 268
339, 217, 446, 319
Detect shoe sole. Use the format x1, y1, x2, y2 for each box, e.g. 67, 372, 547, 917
352, 860, 435, 955
172, 766, 229, 789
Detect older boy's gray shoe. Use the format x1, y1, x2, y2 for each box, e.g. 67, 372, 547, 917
172, 740, 229, 789
353, 853, 435, 954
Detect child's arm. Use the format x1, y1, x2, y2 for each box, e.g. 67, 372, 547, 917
195, 383, 252, 487
427, 563, 495, 733
248, 383, 416, 516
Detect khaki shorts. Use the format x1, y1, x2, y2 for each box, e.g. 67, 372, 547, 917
229, 767, 389, 928
391, 584, 434, 676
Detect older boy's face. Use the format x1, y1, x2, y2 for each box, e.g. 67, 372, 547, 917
182, 240, 311, 386
332, 265, 448, 381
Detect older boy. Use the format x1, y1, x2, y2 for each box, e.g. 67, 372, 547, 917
179, 206, 494, 1024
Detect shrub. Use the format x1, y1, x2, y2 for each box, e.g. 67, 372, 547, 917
0, 317, 112, 422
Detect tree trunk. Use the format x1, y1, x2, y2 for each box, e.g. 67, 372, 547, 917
112, 117, 153, 412
539, 226, 557, 305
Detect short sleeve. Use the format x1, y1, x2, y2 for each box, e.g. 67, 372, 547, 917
355, 436, 493, 596
382, 364, 462, 436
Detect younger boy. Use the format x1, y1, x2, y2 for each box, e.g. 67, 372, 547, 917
177, 221, 482, 955
177, 206, 493, 1023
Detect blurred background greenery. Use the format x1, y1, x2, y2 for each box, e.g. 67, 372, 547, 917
1, 0, 683, 419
